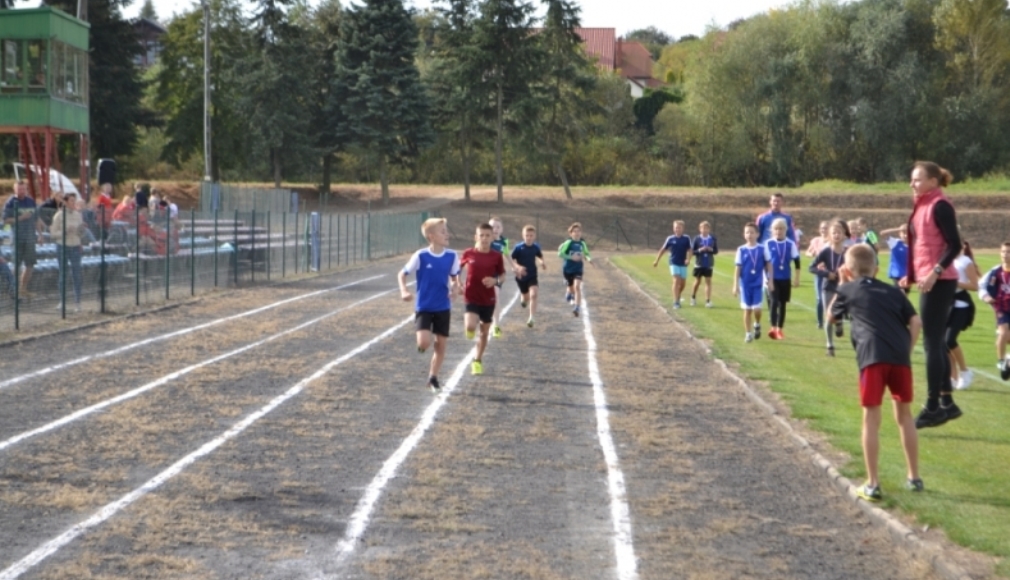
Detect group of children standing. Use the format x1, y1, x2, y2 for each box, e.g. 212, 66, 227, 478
398, 216, 591, 393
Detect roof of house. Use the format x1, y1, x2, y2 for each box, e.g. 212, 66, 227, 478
617, 40, 654, 80
131, 17, 167, 35
573, 27, 617, 70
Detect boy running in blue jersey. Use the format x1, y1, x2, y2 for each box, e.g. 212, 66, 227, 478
559, 222, 592, 317
690, 220, 718, 308
511, 224, 546, 328
652, 220, 692, 309
733, 223, 773, 342
879, 224, 910, 294
488, 217, 516, 339
399, 218, 461, 393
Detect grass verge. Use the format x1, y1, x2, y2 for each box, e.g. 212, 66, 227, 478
612, 250, 1010, 577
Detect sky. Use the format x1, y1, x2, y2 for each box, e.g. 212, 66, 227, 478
121, 0, 796, 39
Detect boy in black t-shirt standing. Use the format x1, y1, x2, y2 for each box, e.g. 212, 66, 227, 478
830, 244, 923, 502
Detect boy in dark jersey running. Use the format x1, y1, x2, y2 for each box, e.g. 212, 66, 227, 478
831, 243, 922, 502
559, 222, 592, 317
460, 223, 506, 375
511, 224, 546, 328
399, 218, 461, 393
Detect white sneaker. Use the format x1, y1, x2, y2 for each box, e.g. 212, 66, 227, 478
745, 332, 754, 343
690, 298, 697, 306
956, 369, 974, 390
706, 301, 712, 308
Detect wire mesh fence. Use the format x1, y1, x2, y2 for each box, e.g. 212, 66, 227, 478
0, 202, 427, 334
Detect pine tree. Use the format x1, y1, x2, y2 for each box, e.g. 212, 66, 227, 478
331, 0, 434, 204
472, 0, 540, 202
138, 0, 158, 21
303, 0, 343, 195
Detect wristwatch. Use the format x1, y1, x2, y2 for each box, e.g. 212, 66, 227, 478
933, 265, 943, 275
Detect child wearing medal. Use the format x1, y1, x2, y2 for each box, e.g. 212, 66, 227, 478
734, 222, 774, 343
810, 219, 851, 356
765, 218, 801, 340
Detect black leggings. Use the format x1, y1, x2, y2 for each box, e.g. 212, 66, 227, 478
769, 279, 792, 327
920, 279, 958, 400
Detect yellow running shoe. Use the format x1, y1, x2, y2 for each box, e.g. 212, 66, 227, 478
465, 329, 476, 340
492, 326, 503, 338
471, 360, 483, 375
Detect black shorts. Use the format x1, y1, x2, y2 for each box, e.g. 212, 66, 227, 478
693, 267, 713, 279
13, 238, 37, 267
946, 302, 975, 349
415, 310, 451, 337
465, 303, 495, 324
516, 276, 538, 295
564, 272, 582, 287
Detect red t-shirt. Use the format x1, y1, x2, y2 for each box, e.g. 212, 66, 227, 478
461, 248, 505, 306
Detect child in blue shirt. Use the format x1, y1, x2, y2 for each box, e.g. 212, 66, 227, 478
398, 217, 461, 393
733, 222, 773, 342
765, 218, 801, 340
559, 222, 592, 317
652, 220, 693, 309
690, 221, 718, 308
511, 224, 546, 328
879, 224, 909, 294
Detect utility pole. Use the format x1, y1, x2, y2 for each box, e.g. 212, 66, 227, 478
202, 0, 212, 183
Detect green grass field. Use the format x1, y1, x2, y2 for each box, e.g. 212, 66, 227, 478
612, 250, 1010, 576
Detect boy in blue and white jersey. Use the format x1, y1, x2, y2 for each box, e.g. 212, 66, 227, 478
690, 220, 718, 308
559, 222, 592, 317
652, 220, 692, 309
879, 224, 910, 294
399, 217, 461, 393
511, 224, 546, 328
733, 222, 773, 343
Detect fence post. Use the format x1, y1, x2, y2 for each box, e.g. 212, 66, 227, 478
59, 204, 66, 318
100, 206, 107, 314
366, 202, 371, 261
135, 204, 140, 306
282, 212, 287, 278
190, 209, 196, 296
164, 208, 171, 300
12, 205, 17, 330
251, 209, 257, 284
344, 213, 349, 266
233, 209, 239, 287
294, 211, 300, 275
266, 211, 272, 281
328, 213, 333, 271
353, 213, 358, 264
213, 209, 219, 288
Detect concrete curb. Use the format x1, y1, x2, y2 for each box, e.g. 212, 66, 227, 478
611, 260, 973, 580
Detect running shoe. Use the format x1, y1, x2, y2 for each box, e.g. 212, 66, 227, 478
573, 306, 580, 318
955, 369, 974, 390
826, 346, 835, 357
1002, 360, 1010, 381
777, 329, 785, 340
428, 376, 441, 393
706, 301, 712, 308
941, 403, 962, 422
915, 405, 948, 429
465, 329, 476, 341
566, 292, 574, 304
527, 317, 534, 328
690, 297, 697, 306
835, 322, 844, 338
471, 360, 483, 375
418, 346, 426, 354
492, 326, 503, 339
769, 328, 781, 340
856, 483, 882, 502
673, 301, 681, 309
745, 332, 754, 343
906, 478, 925, 492
521, 300, 528, 308
753, 323, 761, 339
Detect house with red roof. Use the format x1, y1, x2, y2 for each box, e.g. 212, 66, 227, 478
574, 27, 664, 98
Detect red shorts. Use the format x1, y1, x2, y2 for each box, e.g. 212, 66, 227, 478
859, 363, 913, 407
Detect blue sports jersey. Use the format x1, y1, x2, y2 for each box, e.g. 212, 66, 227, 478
662, 234, 692, 267
887, 238, 908, 280
764, 238, 800, 280
559, 238, 590, 275
735, 244, 771, 287
490, 236, 509, 254
403, 248, 460, 312
692, 235, 718, 268
756, 211, 796, 245
511, 242, 543, 279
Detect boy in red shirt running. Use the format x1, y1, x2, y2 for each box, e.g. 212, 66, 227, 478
460, 223, 506, 375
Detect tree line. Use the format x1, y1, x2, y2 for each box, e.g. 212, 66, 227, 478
3, 0, 1009, 196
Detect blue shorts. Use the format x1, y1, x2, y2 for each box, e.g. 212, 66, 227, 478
739, 285, 764, 310
669, 264, 688, 278
997, 311, 1010, 326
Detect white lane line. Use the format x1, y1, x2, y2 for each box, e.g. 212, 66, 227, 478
0, 315, 414, 580
330, 290, 521, 571
578, 295, 639, 580
0, 274, 386, 392
0, 285, 406, 453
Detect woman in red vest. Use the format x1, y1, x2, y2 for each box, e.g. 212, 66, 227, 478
902, 161, 962, 429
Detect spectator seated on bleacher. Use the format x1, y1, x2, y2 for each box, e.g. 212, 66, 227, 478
138, 210, 180, 256
111, 193, 137, 225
